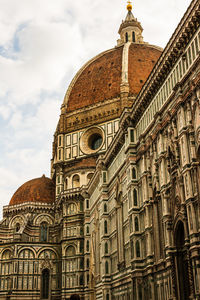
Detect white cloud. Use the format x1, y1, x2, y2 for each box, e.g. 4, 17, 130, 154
0, 0, 193, 217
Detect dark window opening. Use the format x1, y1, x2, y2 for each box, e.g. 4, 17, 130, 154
41, 269, 49, 299
132, 31, 135, 42
125, 32, 128, 42
88, 133, 103, 150
41, 222, 48, 242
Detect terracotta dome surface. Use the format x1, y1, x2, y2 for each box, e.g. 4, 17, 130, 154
9, 176, 55, 206
65, 43, 162, 112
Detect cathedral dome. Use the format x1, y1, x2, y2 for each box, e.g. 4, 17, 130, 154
9, 175, 55, 206
63, 43, 162, 112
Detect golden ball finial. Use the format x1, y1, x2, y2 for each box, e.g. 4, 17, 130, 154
127, 1, 132, 11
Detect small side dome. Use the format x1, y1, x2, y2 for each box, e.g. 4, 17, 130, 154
9, 175, 55, 206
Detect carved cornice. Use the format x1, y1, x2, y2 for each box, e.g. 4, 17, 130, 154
131, 0, 200, 125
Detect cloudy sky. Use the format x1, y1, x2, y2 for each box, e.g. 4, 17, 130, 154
0, 0, 192, 217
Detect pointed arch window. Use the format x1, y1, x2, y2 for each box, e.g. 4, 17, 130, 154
86, 240, 90, 252
135, 217, 139, 232
105, 261, 109, 274
125, 32, 128, 42
15, 223, 20, 233
86, 258, 90, 268
105, 242, 108, 254
41, 269, 50, 299
132, 31, 136, 42
132, 167, 136, 179
104, 220, 108, 234
136, 240, 140, 258
130, 240, 134, 259
41, 222, 48, 242
133, 189, 138, 206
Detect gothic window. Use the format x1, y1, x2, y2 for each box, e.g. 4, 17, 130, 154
80, 258, 84, 269
40, 222, 48, 242
105, 261, 109, 274
128, 190, 132, 209
129, 216, 133, 233
106, 294, 110, 300
15, 223, 20, 233
104, 203, 107, 212
72, 174, 80, 188
105, 242, 108, 254
136, 241, 140, 258
125, 32, 128, 42
86, 258, 90, 268
87, 173, 94, 184
104, 220, 108, 234
65, 178, 68, 189
130, 240, 134, 258
80, 201, 83, 211
86, 200, 89, 209
66, 246, 76, 256
188, 206, 193, 230
41, 269, 50, 299
132, 31, 135, 42
86, 226, 89, 234
132, 167, 136, 179
80, 275, 84, 285
80, 240, 84, 253
67, 203, 76, 215
86, 240, 89, 252
133, 189, 138, 206
135, 217, 139, 232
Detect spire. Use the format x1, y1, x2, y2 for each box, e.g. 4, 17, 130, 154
117, 1, 144, 46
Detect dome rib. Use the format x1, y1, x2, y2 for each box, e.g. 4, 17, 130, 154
62, 43, 162, 113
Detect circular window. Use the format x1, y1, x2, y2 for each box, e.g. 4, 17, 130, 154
88, 133, 103, 150
80, 127, 104, 154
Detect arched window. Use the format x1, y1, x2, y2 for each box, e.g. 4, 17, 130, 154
130, 240, 134, 258
67, 203, 76, 215
86, 226, 89, 234
188, 206, 193, 230
65, 178, 68, 189
86, 258, 90, 268
41, 222, 48, 242
41, 269, 50, 299
66, 246, 75, 256
125, 32, 128, 42
72, 174, 80, 188
105, 261, 109, 274
132, 31, 136, 42
136, 241, 140, 258
80, 275, 84, 285
86, 240, 89, 252
135, 217, 139, 232
80, 241, 84, 253
104, 220, 108, 234
15, 223, 20, 233
87, 173, 94, 184
129, 217, 133, 233
106, 294, 110, 300
104, 203, 107, 212
132, 167, 136, 179
105, 242, 108, 254
133, 189, 138, 206
80, 258, 84, 269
